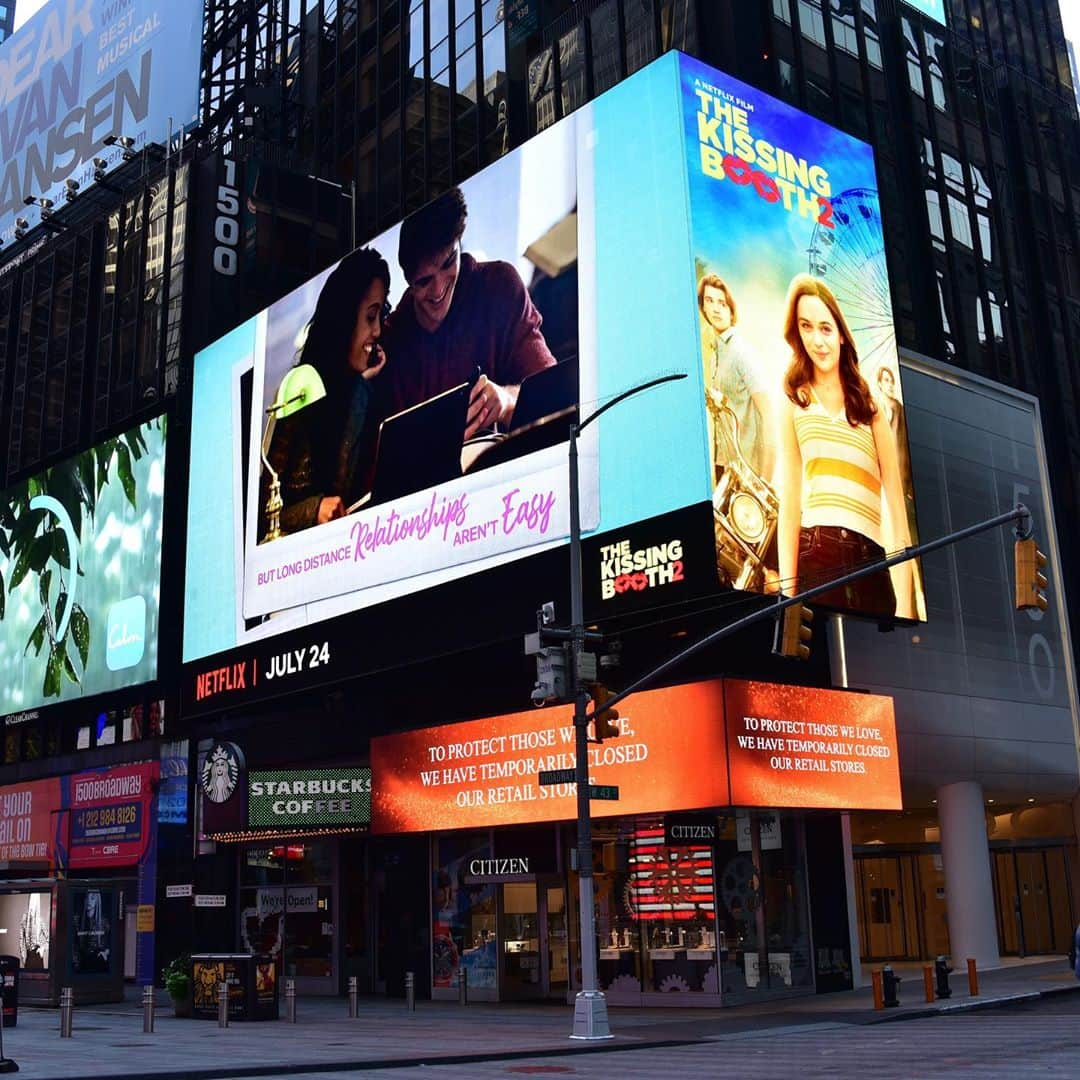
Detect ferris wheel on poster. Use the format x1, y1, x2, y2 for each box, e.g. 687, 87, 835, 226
807, 187, 898, 381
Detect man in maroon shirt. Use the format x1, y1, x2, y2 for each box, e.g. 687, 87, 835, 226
378, 187, 557, 440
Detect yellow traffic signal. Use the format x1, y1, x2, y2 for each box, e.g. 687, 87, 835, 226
773, 603, 813, 659
1014, 537, 1048, 611
588, 683, 621, 740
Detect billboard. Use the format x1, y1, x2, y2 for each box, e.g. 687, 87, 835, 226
0, 0, 203, 242
680, 55, 923, 621
724, 680, 901, 810
371, 681, 732, 832
0, 418, 167, 716
67, 761, 158, 868
0, 778, 62, 863
183, 51, 922, 685
370, 677, 901, 832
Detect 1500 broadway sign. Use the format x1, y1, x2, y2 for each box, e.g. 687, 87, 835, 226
0, 0, 203, 241
248, 768, 372, 828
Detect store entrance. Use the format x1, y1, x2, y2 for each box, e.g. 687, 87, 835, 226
992, 847, 1074, 956
499, 878, 569, 1001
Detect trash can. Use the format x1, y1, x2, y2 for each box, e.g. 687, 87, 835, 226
191, 954, 277, 1021
0, 957, 18, 1028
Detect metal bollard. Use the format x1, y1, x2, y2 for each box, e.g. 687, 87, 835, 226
935, 955, 953, 999
218, 981, 229, 1028
285, 978, 297, 1023
967, 957, 979, 997
348, 976, 358, 1019
404, 971, 415, 1012
882, 964, 901, 1007
142, 984, 156, 1033
458, 966, 468, 1006
59, 986, 74, 1037
923, 964, 934, 1004
871, 968, 884, 1011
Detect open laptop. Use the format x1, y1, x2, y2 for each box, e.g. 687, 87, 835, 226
351, 380, 470, 509
509, 357, 579, 431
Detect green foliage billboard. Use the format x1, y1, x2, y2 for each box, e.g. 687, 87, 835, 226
0, 418, 167, 714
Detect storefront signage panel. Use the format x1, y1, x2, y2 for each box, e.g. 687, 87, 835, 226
0, 778, 61, 864
371, 682, 731, 833
725, 681, 901, 810
372, 678, 901, 831
67, 762, 158, 868
0, 418, 167, 718
248, 768, 372, 828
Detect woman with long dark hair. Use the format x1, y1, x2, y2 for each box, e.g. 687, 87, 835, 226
776, 274, 913, 618
263, 247, 391, 536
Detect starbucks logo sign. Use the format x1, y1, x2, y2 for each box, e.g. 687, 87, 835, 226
201, 742, 243, 803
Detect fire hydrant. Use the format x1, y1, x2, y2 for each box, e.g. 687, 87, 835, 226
934, 955, 952, 999
882, 964, 901, 1007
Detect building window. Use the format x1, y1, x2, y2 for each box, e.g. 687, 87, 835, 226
797, 0, 827, 49
829, 0, 858, 56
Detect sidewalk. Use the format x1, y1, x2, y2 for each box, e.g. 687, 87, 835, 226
2, 957, 1077, 1079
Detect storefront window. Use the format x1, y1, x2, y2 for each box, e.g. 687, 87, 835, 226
432, 832, 496, 993
239, 841, 335, 979
0, 891, 51, 970
71, 888, 113, 975
591, 813, 813, 1002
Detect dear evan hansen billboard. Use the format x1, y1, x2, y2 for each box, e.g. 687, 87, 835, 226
0, 0, 203, 241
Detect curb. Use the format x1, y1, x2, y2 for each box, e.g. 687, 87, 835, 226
864, 979, 1080, 1024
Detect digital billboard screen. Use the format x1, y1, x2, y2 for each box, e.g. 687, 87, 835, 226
183, 51, 922, 681
680, 54, 923, 622
0, 0, 204, 242
0, 418, 166, 715
369, 677, 901, 833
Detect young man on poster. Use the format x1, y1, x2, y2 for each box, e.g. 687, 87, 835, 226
698, 275, 774, 485
378, 187, 557, 440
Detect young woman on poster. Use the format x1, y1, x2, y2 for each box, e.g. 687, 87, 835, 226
261, 247, 391, 537
777, 275, 914, 619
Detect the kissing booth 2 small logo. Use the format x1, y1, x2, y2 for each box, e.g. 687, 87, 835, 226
599, 539, 684, 599
106, 596, 146, 671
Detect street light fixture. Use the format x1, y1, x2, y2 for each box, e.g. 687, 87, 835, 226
566, 371, 686, 1040
103, 133, 138, 160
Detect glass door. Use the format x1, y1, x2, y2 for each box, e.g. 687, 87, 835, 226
855, 855, 920, 960
543, 881, 570, 999
994, 848, 1075, 956
500, 882, 543, 999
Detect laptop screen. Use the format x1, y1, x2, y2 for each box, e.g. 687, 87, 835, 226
369, 380, 470, 505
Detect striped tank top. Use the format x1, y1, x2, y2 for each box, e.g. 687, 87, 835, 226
793, 388, 882, 545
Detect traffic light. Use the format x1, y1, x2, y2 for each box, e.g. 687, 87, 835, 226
588, 683, 621, 740
531, 646, 570, 705
1014, 536, 1048, 612
773, 603, 813, 659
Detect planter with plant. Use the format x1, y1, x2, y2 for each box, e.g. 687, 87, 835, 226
162, 955, 192, 1017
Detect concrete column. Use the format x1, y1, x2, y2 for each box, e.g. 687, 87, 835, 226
937, 780, 1000, 969
840, 813, 863, 988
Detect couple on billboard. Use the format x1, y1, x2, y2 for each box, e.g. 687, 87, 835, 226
701, 272, 917, 621
262, 186, 557, 537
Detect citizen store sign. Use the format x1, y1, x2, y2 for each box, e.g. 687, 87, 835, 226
464, 857, 531, 882
248, 768, 372, 828
664, 815, 718, 846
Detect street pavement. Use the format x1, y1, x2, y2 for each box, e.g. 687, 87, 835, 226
0, 957, 1076, 1078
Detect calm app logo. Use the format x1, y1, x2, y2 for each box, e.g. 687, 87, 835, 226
106, 596, 147, 671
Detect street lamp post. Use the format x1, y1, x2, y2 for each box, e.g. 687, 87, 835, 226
567, 373, 685, 1040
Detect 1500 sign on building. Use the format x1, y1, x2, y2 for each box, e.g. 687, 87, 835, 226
248, 768, 372, 828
